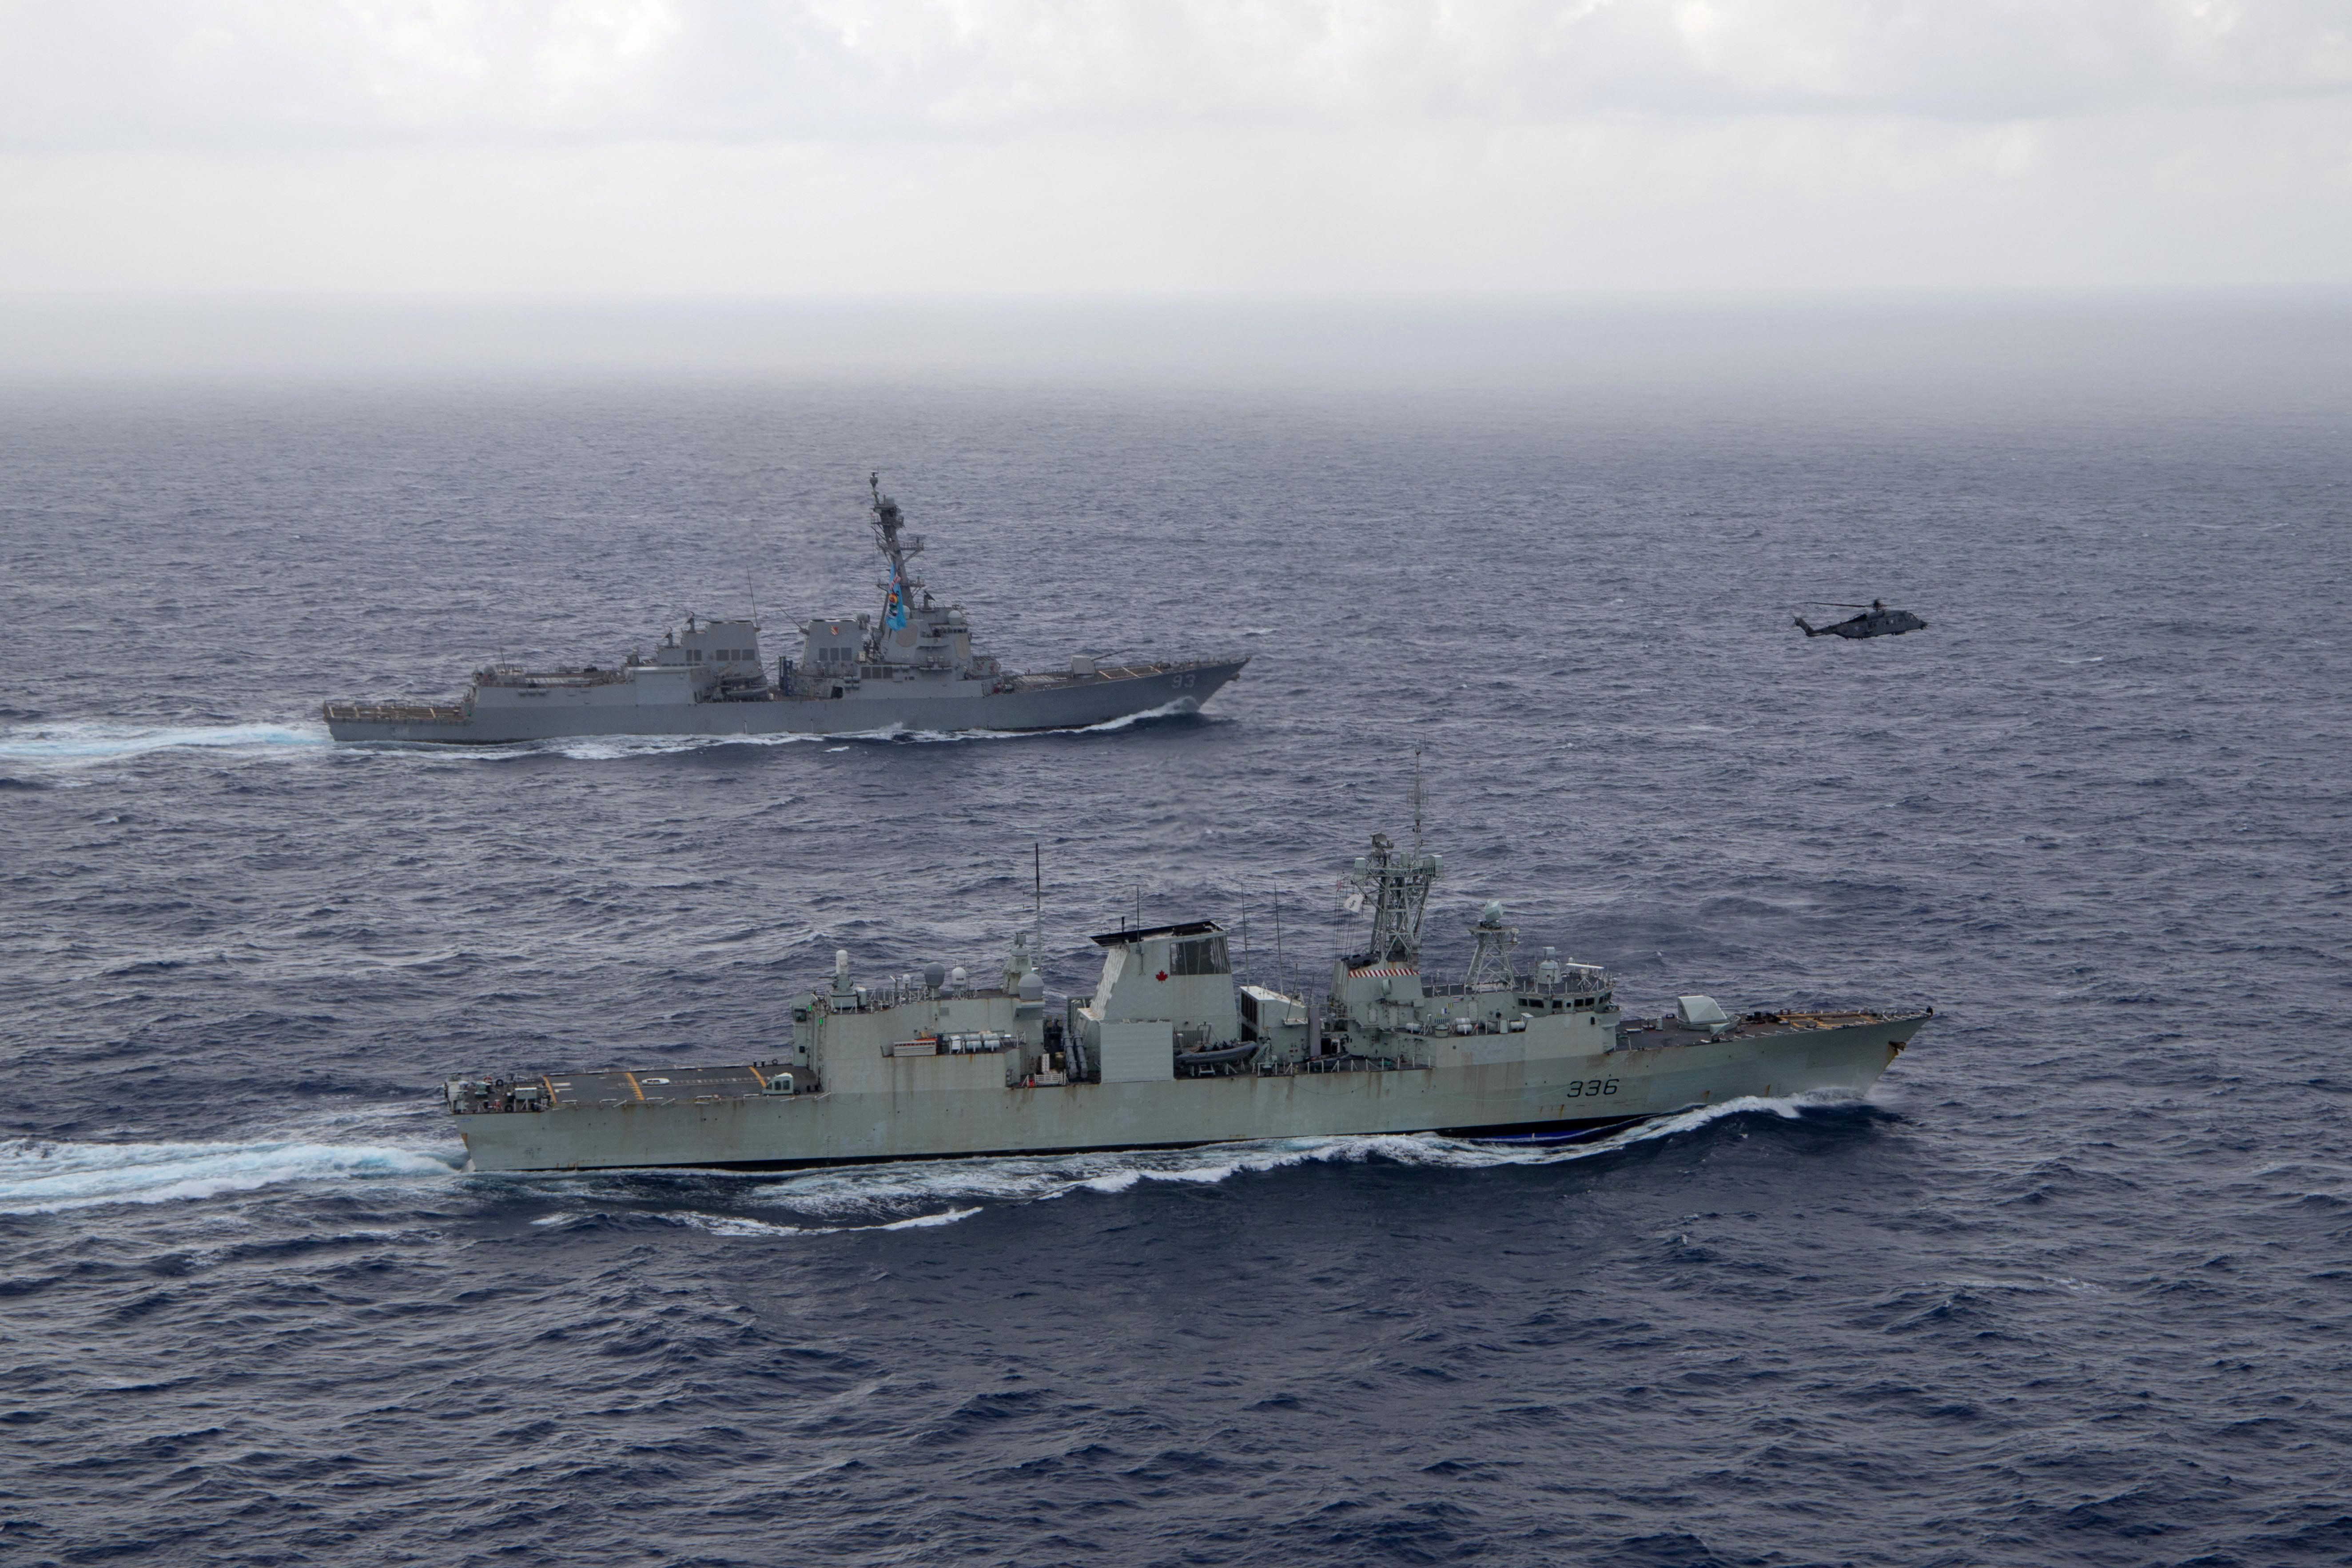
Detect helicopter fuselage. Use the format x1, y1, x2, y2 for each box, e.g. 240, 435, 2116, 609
1795, 608, 1928, 639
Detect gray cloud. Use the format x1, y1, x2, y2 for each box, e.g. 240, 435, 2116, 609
3, 0, 2347, 149
0, 1, 2344, 294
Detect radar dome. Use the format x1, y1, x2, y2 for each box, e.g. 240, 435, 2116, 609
923, 962, 947, 991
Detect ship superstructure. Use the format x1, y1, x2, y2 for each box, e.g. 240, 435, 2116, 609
325, 476, 1246, 744
446, 824, 1930, 1173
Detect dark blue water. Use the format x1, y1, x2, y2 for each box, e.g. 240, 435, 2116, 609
4, 304, 2350, 1566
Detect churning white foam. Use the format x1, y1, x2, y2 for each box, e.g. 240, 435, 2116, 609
0, 721, 330, 765
539, 699, 1207, 758
814, 698, 1206, 748
693, 1092, 1841, 1225
657, 1205, 982, 1238
0, 1136, 461, 1215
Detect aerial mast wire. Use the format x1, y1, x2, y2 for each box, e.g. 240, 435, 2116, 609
1274, 895, 1287, 999
1411, 746, 1425, 859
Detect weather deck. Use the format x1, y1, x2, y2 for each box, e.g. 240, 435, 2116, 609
545, 1063, 776, 1106
446, 1063, 783, 1115
322, 701, 467, 723
1618, 1009, 1916, 1047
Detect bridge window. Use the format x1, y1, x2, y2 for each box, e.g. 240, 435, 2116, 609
1171, 936, 1229, 976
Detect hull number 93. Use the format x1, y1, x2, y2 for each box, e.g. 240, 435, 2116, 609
1564, 1078, 1620, 1098
1168, 672, 1197, 689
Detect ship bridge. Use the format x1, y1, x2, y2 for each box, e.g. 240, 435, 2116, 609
1077, 920, 1239, 1082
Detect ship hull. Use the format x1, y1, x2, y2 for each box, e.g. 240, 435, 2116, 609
452, 1013, 1923, 1173
326, 659, 1246, 744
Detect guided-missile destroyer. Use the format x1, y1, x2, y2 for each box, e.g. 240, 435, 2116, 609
445, 817, 1931, 1173
325, 476, 1247, 744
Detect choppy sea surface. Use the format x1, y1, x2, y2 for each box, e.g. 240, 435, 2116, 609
3, 304, 2349, 1566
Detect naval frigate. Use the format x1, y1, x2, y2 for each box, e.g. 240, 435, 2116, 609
445, 819, 1931, 1173
323, 476, 1247, 744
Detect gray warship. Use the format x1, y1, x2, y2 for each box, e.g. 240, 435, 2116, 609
324, 477, 1247, 744
446, 817, 1931, 1173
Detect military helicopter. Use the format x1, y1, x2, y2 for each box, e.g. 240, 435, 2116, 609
1793, 600, 1928, 640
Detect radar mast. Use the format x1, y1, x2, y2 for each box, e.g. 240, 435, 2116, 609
1462, 901, 1520, 991
868, 471, 927, 645
1349, 753, 1441, 967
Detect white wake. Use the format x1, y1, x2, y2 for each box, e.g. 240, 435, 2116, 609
0, 721, 330, 765
0, 699, 1210, 769
540, 698, 1208, 759
0, 1094, 1839, 1225
744, 1093, 1825, 1216
0, 1136, 461, 1215
520, 1093, 1844, 1237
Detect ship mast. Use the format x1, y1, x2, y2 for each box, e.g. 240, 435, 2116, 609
1462, 901, 1519, 991
868, 471, 926, 644
1349, 755, 1441, 967
1410, 746, 1425, 858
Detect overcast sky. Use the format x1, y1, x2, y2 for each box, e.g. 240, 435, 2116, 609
2, 0, 2347, 295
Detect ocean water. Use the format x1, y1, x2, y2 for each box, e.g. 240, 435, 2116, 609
2, 301, 2349, 1566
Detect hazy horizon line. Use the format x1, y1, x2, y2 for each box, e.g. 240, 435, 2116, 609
6, 286, 2348, 394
